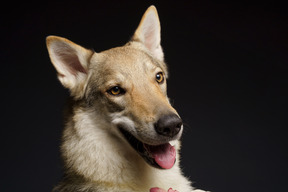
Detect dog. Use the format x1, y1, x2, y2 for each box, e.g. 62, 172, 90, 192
46, 5, 207, 192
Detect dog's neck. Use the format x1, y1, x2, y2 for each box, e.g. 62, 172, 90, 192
57, 101, 188, 191
61, 105, 154, 186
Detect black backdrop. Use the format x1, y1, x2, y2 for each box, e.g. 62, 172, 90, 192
1, 1, 287, 192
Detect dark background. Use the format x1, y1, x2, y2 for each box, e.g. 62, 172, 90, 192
1, 0, 287, 191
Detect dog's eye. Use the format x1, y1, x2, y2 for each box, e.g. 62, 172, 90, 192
156, 72, 164, 84
108, 86, 125, 96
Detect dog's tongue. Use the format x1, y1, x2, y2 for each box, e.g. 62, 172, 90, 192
148, 143, 176, 169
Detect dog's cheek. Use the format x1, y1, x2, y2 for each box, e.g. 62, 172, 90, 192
83, 83, 100, 107
94, 93, 126, 113
106, 99, 126, 113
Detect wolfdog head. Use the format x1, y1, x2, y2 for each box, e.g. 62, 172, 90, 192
46, 6, 183, 170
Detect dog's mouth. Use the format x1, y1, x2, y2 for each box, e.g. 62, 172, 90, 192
119, 127, 176, 169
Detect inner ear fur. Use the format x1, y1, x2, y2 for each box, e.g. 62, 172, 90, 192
46, 36, 94, 98
132, 5, 164, 61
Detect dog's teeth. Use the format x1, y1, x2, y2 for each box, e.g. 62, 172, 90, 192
169, 140, 177, 146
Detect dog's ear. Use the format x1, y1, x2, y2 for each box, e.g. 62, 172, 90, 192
132, 5, 164, 61
46, 36, 94, 98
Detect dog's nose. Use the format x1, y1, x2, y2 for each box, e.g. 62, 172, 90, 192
155, 114, 182, 137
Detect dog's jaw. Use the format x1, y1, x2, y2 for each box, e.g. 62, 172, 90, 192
119, 127, 177, 169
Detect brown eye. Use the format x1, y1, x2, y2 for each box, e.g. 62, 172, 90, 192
156, 72, 164, 84
108, 86, 125, 96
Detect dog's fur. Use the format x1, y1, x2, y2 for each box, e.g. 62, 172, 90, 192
47, 6, 207, 192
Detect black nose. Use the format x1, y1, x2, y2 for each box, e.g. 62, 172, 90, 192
155, 114, 182, 137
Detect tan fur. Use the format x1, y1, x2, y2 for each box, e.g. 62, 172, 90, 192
46, 5, 208, 192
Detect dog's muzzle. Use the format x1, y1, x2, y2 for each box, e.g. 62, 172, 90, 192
119, 113, 183, 169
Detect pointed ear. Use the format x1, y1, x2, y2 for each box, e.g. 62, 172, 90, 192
46, 36, 94, 98
132, 5, 164, 61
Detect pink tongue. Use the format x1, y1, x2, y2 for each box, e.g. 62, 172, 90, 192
149, 143, 176, 169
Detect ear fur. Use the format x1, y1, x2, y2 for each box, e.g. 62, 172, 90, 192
46, 36, 94, 98
132, 5, 164, 61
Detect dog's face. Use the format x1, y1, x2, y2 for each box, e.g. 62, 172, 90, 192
46, 6, 183, 169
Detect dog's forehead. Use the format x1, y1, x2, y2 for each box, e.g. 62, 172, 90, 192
91, 46, 162, 76
106, 46, 157, 68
